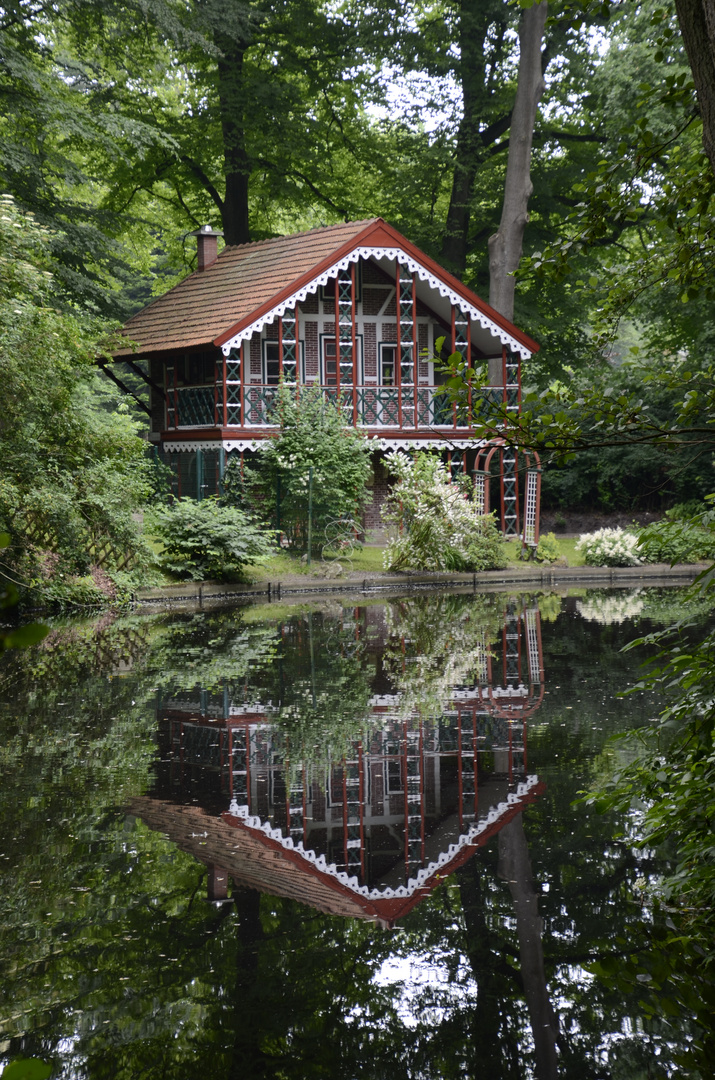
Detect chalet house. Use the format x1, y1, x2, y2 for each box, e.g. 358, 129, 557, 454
110, 218, 541, 541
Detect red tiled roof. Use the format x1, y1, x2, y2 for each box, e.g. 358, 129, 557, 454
116, 217, 539, 357
116, 219, 380, 356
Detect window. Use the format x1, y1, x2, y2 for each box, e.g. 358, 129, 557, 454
169, 351, 219, 388
320, 335, 363, 386
379, 343, 397, 386
386, 759, 403, 794
264, 342, 280, 385
378, 343, 415, 387
262, 340, 304, 384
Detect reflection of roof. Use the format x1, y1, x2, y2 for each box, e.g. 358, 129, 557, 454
129, 776, 544, 927
115, 217, 539, 358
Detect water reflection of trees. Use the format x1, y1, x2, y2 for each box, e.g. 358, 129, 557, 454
0, 591, 703, 1079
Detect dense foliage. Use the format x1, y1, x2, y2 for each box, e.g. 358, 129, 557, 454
149, 498, 272, 580
0, 196, 152, 607
225, 384, 372, 551
382, 452, 507, 572
583, 570, 715, 1071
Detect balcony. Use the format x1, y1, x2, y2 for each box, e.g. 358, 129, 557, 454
167, 384, 514, 432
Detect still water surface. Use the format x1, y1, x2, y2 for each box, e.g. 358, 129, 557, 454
0, 588, 702, 1078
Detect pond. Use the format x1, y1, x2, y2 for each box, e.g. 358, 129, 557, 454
0, 587, 706, 1078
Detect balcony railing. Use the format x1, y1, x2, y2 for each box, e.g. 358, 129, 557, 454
169, 384, 516, 430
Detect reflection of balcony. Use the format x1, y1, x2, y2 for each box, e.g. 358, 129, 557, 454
168, 384, 513, 431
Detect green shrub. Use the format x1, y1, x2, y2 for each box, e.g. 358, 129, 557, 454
382, 452, 507, 572
637, 506, 715, 564
149, 499, 273, 581
535, 532, 561, 563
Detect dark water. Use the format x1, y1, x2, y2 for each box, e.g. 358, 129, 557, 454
0, 588, 704, 1078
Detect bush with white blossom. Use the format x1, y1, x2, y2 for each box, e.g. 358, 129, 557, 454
575, 526, 644, 567
382, 452, 506, 572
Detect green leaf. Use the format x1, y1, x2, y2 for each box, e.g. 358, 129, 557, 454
1, 1060, 53, 1080
3, 623, 50, 649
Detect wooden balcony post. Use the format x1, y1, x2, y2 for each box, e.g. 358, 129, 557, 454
295, 303, 300, 400
334, 274, 341, 398
351, 263, 358, 426
411, 272, 418, 430
395, 266, 403, 428
451, 305, 457, 429
240, 341, 246, 427
278, 316, 284, 380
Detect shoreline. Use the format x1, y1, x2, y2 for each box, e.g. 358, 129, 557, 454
132, 561, 707, 609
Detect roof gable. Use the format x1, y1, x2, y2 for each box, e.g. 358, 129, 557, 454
117, 217, 538, 359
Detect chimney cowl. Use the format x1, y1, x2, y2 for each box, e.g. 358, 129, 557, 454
189, 224, 223, 271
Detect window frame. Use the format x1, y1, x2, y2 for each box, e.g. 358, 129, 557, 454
262, 338, 305, 385
319, 333, 363, 386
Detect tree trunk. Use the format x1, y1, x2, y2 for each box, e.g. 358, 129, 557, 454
230, 887, 268, 1079
674, 0, 715, 178
216, 33, 252, 246
498, 814, 559, 1080
441, 0, 510, 277
457, 858, 522, 1077
488, 1, 547, 380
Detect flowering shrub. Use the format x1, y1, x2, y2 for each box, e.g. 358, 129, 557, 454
575, 527, 643, 567
382, 452, 506, 572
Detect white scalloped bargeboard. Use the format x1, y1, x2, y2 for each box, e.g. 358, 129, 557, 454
224, 774, 541, 902
220, 247, 533, 361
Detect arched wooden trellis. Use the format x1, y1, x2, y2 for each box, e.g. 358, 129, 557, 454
472, 438, 542, 552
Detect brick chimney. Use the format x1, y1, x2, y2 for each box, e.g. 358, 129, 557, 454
190, 224, 223, 271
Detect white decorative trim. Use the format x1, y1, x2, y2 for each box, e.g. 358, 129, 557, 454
220, 246, 533, 360
161, 436, 485, 454
225, 774, 540, 901
161, 440, 223, 453
369, 437, 484, 452
160, 438, 266, 453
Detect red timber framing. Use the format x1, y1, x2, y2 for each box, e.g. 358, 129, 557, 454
334, 266, 358, 425
396, 266, 419, 430
451, 305, 471, 429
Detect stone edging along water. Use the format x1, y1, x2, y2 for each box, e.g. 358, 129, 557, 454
133, 561, 706, 607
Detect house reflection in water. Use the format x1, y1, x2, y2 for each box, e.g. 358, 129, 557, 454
130, 600, 546, 927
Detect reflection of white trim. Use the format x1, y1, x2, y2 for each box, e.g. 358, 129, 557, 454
226, 774, 540, 901
220, 247, 533, 360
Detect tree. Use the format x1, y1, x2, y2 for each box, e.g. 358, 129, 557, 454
0, 195, 152, 605
226, 384, 372, 551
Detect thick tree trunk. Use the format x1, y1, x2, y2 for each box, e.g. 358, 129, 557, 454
498, 815, 559, 1080
488, 1, 547, 380
674, 0, 715, 178
441, 0, 510, 276
216, 33, 252, 246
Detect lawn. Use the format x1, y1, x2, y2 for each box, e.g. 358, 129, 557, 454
248, 532, 585, 582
